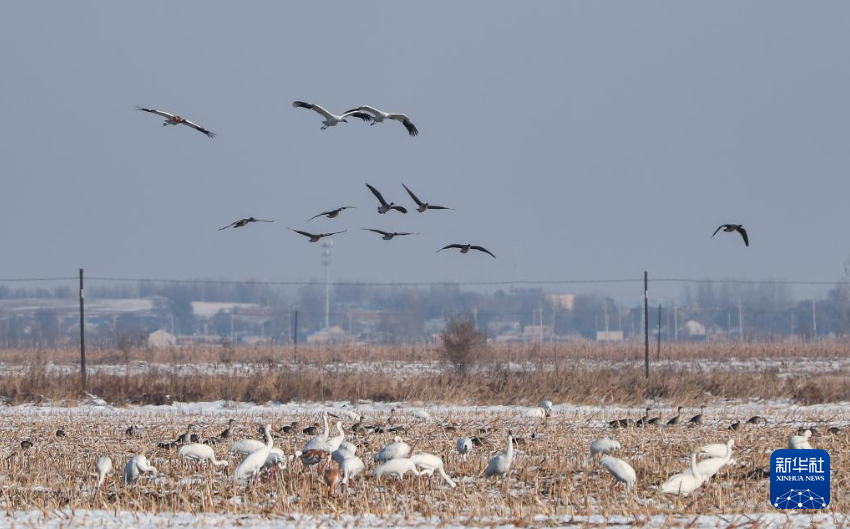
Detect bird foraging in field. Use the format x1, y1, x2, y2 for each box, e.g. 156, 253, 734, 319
292, 101, 373, 130
666, 406, 684, 426
323, 466, 340, 496
402, 184, 451, 212
233, 425, 273, 485
438, 244, 496, 258
310, 207, 356, 221
590, 437, 621, 457
136, 106, 216, 138
712, 224, 749, 246
123, 455, 157, 485
95, 455, 112, 488
218, 217, 274, 230
788, 429, 813, 449
374, 436, 412, 462
661, 452, 705, 495
366, 184, 408, 214
456, 437, 473, 461
179, 443, 229, 468
344, 105, 419, 136
600, 456, 636, 492
289, 228, 346, 242
362, 229, 417, 240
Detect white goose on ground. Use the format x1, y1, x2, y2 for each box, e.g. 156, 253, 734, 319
179, 443, 229, 468
661, 452, 704, 495
600, 456, 636, 491
789, 429, 813, 449
374, 436, 412, 462
410, 453, 457, 488
233, 425, 273, 485
95, 456, 112, 488
484, 431, 514, 479
123, 455, 157, 485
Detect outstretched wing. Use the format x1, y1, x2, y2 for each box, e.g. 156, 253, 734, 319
395, 232, 416, 236
362, 229, 390, 236
135, 106, 174, 119
181, 119, 216, 138
310, 210, 334, 221
426, 205, 451, 210
366, 184, 388, 206
736, 226, 749, 247
293, 101, 334, 120
218, 221, 239, 231
341, 110, 374, 122
402, 184, 423, 206
345, 105, 381, 116
389, 114, 418, 136
711, 225, 725, 238
288, 228, 316, 238
438, 244, 463, 253
391, 205, 408, 214
471, 245, 496, 258
323, 230, 347, 237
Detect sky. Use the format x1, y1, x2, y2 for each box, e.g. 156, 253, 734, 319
1, 2, 848, 302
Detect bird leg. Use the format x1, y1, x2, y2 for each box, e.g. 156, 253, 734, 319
320, 125, 328, 130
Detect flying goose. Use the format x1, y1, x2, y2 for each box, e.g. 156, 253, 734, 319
402, 184, 451, 212
344, 105, 418, 136
438, 244, 496, 258
218, 217, 274, 230
362, 229, 417, 240
712, 224, 749, 246
136, 107, 216, 138
292, 101, 373, 130
366, 184, 407, 214
310, 207, 355, 221
289, 228, 346, 243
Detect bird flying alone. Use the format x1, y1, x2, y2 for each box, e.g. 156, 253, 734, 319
362, 229, 417, 240
402, 184, 451, 213
292, 101, 373, 130
136, 107, 216, 138
289, 228, 346, 242
218, 217, 274, 231
366, 184, 407, 214
438, 244, 496, 258
310, 207, 356, 221
712, 224, 749, 246
344, 105, 419, 136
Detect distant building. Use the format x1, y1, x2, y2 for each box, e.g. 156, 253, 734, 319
596, 331, 624, 342
148, 329, 176, 348
546, 294, 575, 311
683, 319, 707, 339
306, 325, 355, 345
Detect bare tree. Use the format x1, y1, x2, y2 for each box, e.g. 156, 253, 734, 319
441, 315, 485, 373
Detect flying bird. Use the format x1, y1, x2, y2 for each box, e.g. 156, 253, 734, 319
362, 229, 417, 240
289, 228, 346, 243
135, 107, 216, 138
402, 184, 451, 212
438, 244, 496, 258
218, 217, 274, 231
712, 224, 749, 246
310, 207, 356, 221
292, 101, 373, 130
344, 105, 419, 136
366, 184, 407, 214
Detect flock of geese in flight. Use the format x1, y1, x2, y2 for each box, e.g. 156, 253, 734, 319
79, 403, 831, 498
137, 102, 496, 258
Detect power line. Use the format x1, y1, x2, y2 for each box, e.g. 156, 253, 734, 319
84, 276, 643, 287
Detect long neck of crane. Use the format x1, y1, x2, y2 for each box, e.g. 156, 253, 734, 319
690, 453, 700, 480
506, 436, 513, 459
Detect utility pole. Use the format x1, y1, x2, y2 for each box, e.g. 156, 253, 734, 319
644, 271, 649, 379
603, 299, 610, 337
293, 310, 298, 362
738, 299, 744, 341
322, 240, 333, 329
79, 268, 86, 391
673, 302, 678, 342
657, 304, 662, 361
812, 299, 817, 341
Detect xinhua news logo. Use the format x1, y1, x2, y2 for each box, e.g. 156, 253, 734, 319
770, 449, 830, 509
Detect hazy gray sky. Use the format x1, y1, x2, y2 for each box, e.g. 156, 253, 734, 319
1, 2, 848, 301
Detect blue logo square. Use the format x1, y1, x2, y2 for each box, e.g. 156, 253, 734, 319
770, 449, 830, 509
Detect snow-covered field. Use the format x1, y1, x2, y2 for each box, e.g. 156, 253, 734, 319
0, 399, 846, 528
0, 510, 844, 529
